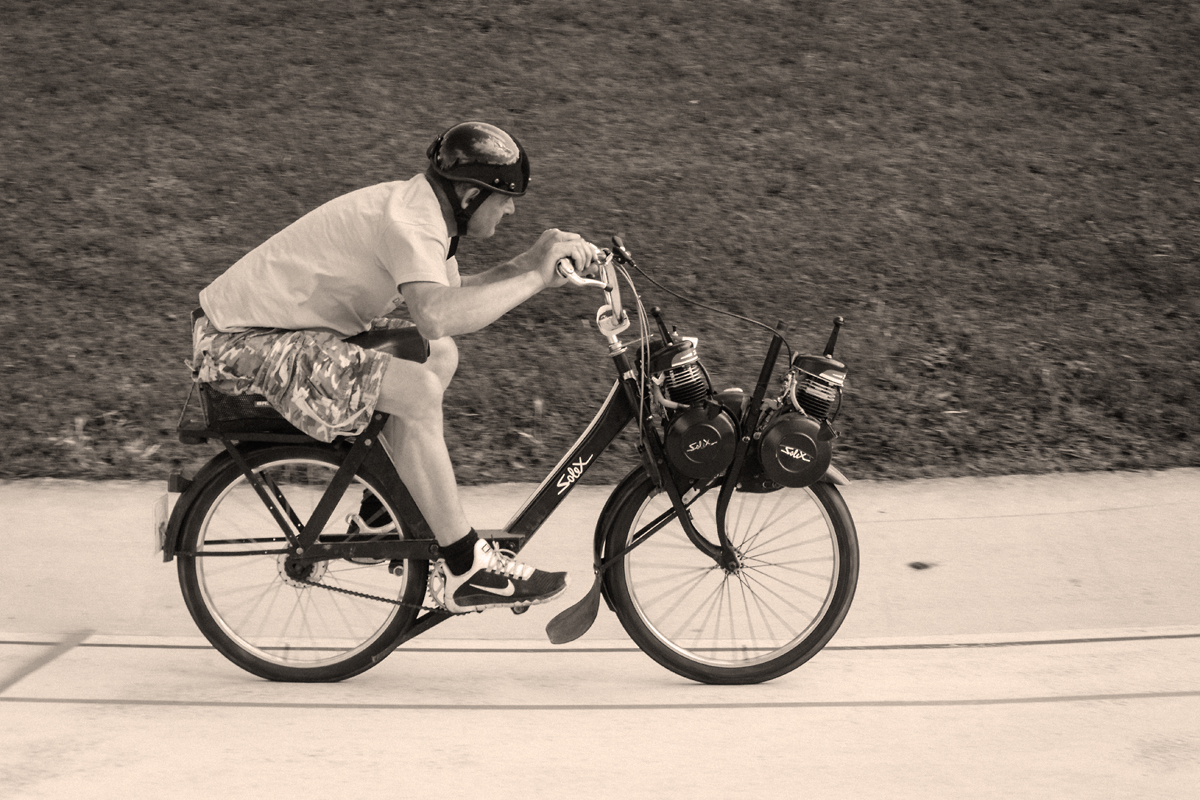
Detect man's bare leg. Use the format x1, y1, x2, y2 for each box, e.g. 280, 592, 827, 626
371, 337, 568, 612
372, 338, 470, 547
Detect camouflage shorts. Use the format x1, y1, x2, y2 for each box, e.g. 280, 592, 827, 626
191, 315, 412, 442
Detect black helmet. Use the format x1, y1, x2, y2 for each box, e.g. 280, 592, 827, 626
426, 122, 529, 243
427, 121, 530, 196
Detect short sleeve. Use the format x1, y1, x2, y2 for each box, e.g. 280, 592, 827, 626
444, 255, 461, 288
377, 181, 455, 288
378, 221, 453, 287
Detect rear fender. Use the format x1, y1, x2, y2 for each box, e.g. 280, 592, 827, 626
162, 450, 231, 563
161, 447, 251, 562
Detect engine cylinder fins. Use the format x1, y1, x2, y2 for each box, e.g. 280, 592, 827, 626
663, 363, 710, 407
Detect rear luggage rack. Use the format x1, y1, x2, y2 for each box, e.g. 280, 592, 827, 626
177, 382, 313, 444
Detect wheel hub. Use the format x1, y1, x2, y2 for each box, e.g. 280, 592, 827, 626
719, 546, 743, 573
279, 554, 327, 588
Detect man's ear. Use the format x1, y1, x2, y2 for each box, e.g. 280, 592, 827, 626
459, 186, 481, 210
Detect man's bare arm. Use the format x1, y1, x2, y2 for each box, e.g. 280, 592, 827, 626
401, 273, 545, 339
404, 229, 596, 339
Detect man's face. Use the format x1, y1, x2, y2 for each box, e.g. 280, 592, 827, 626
465, 192, 516, 238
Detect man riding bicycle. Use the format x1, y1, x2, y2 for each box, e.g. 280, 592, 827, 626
191, 121, 595, 614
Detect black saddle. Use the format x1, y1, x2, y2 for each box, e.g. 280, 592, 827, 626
343, 326, 429, 364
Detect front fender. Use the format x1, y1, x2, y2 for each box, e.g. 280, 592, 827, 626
593, 465, 654, 612
820, 465, 851, 485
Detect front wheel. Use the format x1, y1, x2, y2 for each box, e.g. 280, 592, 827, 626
603, 472, 858, 684
177, 445, 428, 682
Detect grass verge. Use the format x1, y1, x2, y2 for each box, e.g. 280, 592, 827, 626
1, 0, 1197, 484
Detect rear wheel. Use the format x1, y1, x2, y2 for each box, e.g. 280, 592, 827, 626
604, 472, 858, 684
177, 445, 428, 681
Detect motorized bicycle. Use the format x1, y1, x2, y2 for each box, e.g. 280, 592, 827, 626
154, 237, 858, 685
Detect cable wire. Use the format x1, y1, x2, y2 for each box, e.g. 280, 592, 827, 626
627, 262, 793, 362
614, 264, 653, 441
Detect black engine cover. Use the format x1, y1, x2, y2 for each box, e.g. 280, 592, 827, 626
757, 413, 832, 488
664, 405, 738, 480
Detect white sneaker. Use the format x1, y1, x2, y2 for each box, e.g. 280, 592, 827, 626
440, 539, 568, 613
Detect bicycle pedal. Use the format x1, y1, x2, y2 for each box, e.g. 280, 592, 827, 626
511, 605, 530, 615
426, 563, 447, 609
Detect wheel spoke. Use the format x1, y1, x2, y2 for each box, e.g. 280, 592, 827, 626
739, 520, 827, 561
738, 566, 826, 617
633, 563, 717, 620
180, 451, 426, 679
612, 480, 857, 682
734, 574, 764, 653
732, 491, 786, 551
738, 570, 788, 649
659, 573, 729, 642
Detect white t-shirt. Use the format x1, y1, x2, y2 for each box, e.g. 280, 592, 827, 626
200, 175, 460, 337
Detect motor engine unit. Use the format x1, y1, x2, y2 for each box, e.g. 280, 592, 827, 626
754, 354, 846, 489
757, 413, 831, 488
647, 336, 739, 480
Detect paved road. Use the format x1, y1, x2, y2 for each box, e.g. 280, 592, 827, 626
1, 469, 1198, 798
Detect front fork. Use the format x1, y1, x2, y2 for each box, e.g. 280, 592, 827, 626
612, 323, 790, 573
711, 324, 788, 570
609, 346, 727, 568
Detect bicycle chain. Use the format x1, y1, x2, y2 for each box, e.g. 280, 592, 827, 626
297, 571, 444, 612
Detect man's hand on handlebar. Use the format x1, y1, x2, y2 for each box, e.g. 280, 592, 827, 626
555, 256, 609, 290
524, 228, 600, 290
524, 229, 628, 337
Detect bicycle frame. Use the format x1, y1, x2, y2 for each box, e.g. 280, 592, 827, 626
163, 352, 643, 557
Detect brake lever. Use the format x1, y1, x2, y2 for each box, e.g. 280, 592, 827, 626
557, 246, 629, 340
555, 257, 610, 290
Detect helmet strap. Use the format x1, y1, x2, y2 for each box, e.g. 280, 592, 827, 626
460, 187, 492, 234
426, 169, 491, 239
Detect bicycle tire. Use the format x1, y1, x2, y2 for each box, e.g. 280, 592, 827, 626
177, 444, 428, 682
603, 470, 858, 684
